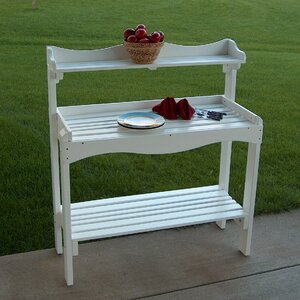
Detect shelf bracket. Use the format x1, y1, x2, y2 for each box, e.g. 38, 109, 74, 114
148, 66, 157, 70
223, 63, 241, 73
50, 71, 64, 84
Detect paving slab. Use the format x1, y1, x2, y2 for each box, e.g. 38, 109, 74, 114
143, 265, 300, 300
0, 209, 299, 300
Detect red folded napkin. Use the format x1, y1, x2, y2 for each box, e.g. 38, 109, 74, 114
152, 97, 177, 120
177, 98, 195, 120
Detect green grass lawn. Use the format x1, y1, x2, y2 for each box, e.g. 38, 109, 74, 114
0, 0, 299, 256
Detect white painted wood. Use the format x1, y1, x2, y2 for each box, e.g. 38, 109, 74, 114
60, 154, 73, 286
223, 65, 238, 101
47, 66, 63, 254
218, 142, 232, 192
217, 64, 238, 229
216, 220, 227, 229
55, 95, 263, 164
57, 111, 72, 142
72, 196, 236, 223
222, 97, 262, 125
217, 137, 232, 230
73, 210, 245, 242
46, 39, 262, 285
72, 199, 236, 226
70, 118, 249, 139
70, 185, 245, 242
47, 39, 245, 73
65, 125, 261, 163
54, 56, 242, 73
239, 143, 261, 256
72, 185, 223, 210
72, 241, 78, 257
73, 202, 241, 233
58, 95, 222, 116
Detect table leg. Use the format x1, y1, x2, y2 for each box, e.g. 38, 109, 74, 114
48, 72, 63, 255
239, 143, 261, 256
217, 141, 232, 229
60, 155, 74, 286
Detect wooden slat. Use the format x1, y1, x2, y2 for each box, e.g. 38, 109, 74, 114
70, 121, 252, 142
71, 199, 235, 226
66, 113, 235, 129
57, 95, 258, 143
72, 203, 241, 233
55, 56, 243, 73
63, 103, 228, 122
67, 116, 238, 135
71, 193, 232, 220
67, 111, 236, 130
72, 210, 245, 242
57, 95, 223, 117
70, 117, 246, 138
71, 193, 231, 219
71, 185, 220, 209
70, 185, 245, 242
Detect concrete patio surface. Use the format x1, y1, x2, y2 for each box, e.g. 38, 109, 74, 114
1, 209, 299, 300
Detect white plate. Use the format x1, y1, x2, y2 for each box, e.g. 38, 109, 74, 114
117, 112, 165, 129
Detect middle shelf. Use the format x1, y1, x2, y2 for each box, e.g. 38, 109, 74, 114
57, 95, 263, 162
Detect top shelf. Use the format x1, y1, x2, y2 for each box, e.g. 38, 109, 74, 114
47, 39, 246, 73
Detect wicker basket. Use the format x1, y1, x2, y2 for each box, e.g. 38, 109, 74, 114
124, 41, 164, 64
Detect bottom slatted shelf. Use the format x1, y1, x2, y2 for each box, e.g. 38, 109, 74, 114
70, 185, 246, 242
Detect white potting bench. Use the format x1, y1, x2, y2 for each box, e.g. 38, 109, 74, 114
47, 39, 263, 286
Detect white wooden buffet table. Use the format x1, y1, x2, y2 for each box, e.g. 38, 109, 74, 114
47, 39, 263, 286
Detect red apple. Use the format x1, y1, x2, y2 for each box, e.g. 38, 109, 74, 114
135, 28, 148, 40
158, 31, 164, 42
126, 35, 138, 43
135, 24, 147, 31
149, 31, 161, 43
123, 28, 135, 40
139, 38, 150, 43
